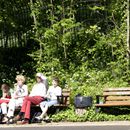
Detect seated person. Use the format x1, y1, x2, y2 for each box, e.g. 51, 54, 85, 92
5, 75, 28, 124
35, 77, 62, 120
15, 72, 47, 124
0, 83, 11, 122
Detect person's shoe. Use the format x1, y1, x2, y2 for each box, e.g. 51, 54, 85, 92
35, 116, 42, 121
6, 117, 14, 124
43, 116, 51, 123
14, 115, 21, 122
0, 114, 4, 124
17, 120, 29, 125
2, 116, 8, 123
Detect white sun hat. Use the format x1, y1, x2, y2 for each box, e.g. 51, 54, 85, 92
36, 72, 46, 80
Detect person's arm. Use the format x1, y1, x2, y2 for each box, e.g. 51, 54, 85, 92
12, 91, 18, 98
1, 92, 11, 100
2, 92, 7, 98
55, 87, 62, 96
45, 88, 51, 98
42, 84, 47, 97
21, 85, 28, 97
29, 85, 35, 96
13, 85, 28, 99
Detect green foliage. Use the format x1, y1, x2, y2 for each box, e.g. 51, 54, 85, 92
0, 0, 129, 122
51, 106, 130, 122
27, 1, 130, 122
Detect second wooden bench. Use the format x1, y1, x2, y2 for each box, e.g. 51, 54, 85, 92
95, 87, 130, 111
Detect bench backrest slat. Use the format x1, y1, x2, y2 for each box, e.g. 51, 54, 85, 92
104, 88, 130, 92
96, 87, 130, 106
103, 91, 130, 96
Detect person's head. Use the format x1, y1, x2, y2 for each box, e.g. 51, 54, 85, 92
1, 83, 10, 93
52, 77, 59, 87
16, 75, 26, 86
36, 73, 44, 83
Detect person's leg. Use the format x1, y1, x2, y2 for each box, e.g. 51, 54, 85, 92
14, 97, 29, 123
0, 99, 9, 104
24, 96, 44, 105
20, 96, 44, 123
20, 96, 29, 113
7, 99, 16, 118
39, 101, 47, 111
24, 100, 31, 120
15, 100, 31, 125
1, 103, 8, 123
37, 100, 58, 119
2, 99, 18, 123
39, 101, 48, 118
0, 100, 9, 116
1, 103, 8, 115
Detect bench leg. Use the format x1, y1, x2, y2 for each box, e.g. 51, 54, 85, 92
55, 108, 60, 113
95, 107, 100, 113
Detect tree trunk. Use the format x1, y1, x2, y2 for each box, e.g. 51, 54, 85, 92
30, 0, 43, 61
127, 0, 130, 69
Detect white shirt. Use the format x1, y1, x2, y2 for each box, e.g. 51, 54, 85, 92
47, 86, 62, 100
30, 82, 46, 97
13, 84, 28, 98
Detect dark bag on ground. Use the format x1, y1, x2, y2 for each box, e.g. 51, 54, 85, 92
74, 94, 92, 108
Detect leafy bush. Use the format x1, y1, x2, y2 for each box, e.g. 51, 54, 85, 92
51, 106, 130, 122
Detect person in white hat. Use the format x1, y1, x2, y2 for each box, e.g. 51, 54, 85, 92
36, 73, 48, 92
14, 72, 47, 124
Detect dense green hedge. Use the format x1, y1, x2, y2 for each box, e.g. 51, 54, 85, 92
0, 0, 129, 122
51, 106, 130, 122
49, 70, 130, 122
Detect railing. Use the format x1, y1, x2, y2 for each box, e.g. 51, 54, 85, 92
0, 0, 107, 48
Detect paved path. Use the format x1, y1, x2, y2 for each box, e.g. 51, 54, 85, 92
0, 121, 130, 130
0, 121, 129, 128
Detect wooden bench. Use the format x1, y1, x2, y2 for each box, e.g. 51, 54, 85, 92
95, 88, 130, 111
47, 89, 71, 113
30, 89, 71, 113
14, 89, 70, 122
15, 89, 70, 110
55, 89, 70, 107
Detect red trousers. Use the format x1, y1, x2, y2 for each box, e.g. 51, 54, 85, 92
0, 99, 10, 104
20, 96, 44, 119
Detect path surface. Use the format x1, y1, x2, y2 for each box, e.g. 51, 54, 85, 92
0, 121, 130, 130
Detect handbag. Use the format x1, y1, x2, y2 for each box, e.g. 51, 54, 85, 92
74, 94, 92, 108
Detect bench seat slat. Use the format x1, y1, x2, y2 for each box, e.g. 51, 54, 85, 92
96, 87, 130, 109
95, 102, 130, 107
54, 104, 68, 107
95, 104, 130, 107
105, 101, 130, 104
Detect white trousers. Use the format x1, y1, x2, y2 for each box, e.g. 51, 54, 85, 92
7, 98, 23, 117
1, 103, 8, 114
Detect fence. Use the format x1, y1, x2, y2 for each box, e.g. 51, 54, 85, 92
0, 0, 107, 48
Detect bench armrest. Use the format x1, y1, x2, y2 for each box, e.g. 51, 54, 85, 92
57, 95, 69, 105
96, 95, 106, 104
